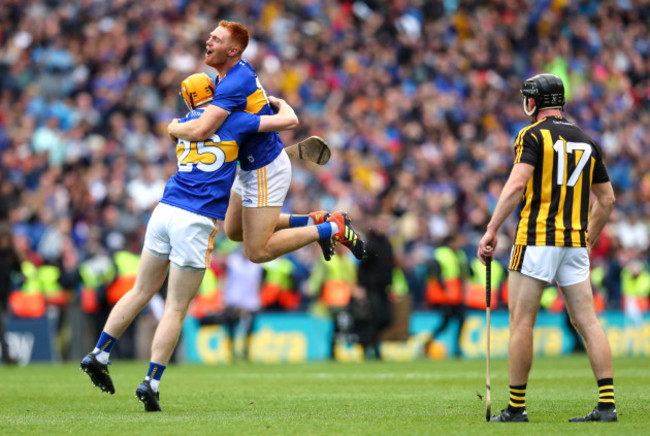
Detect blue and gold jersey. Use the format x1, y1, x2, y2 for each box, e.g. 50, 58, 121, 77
212, 59, 284, 171
161, 108, 260, 220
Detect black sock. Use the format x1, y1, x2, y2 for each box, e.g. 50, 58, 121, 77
597, 378, 615, 410
507, 384, 526, 413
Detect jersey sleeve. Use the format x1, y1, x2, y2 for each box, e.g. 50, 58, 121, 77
592, 155, 610, 184
211, 76, 247, 113
237, 112, 261, 135
588, 139, 610, 184
221, 112, 261, 143
514, 129, 539, 166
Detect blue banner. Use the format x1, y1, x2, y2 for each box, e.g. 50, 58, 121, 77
4, 316, 58, 364
182, 312, 333, 364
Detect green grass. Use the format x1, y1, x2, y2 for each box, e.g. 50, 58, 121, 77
1, 356, 648, 435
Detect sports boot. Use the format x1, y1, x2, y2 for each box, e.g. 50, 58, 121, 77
80, 353, 115, 394
490, 407, 529, 422
569, 407, 617, 422
136, 379, 162, 412
326, 212, 366, 260
310, 211, 336, 261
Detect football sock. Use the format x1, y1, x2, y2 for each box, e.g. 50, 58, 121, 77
597, 378, 615, 410
92, 331, 117, 364
507, 384, 526, 413
316, 222, 338, 240
289, 215, 311, 227
145, 362, 166, 392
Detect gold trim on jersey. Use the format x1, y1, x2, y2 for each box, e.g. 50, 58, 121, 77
554, 146, 569, 246
513, 119, 544, 164
586, 158, 596, 244
516, 177, 533, 245
176, 140, 239, 165
535, 129, 555, 245
218, 140, 239, 162
513, 121, 545, 247
246, 89, 268, 114
570, 147, 584, 246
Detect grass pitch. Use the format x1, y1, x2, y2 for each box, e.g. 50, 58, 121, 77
1, 355, 648, 435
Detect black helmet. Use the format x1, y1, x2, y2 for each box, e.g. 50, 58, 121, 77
520, 73, 565, 116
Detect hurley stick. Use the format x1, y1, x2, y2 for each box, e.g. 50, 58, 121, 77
485, 254, 492, 422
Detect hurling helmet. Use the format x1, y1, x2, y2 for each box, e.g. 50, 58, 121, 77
520, 73, 565, 116
180, 72, 215, 110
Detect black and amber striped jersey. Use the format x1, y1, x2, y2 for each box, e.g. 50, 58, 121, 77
513, 116, 610, 247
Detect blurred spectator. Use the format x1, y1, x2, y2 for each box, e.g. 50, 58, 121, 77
31, 115, 66, 166
221, 248, 263, 360
355, 213, 394, 359
0, 223, 21, 364
621, 259, 650, 326
614, 209, 649, 253
425, 232, 470, 358
308, 244, 357, 358
126, 164, 166, 213
260, 257, 300, 312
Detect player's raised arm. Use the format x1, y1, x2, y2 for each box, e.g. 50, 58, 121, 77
168, 104, 229, 141
257, 96, 299, 132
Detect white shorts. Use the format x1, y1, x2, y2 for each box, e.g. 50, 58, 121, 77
508, 245, 590, 287
232, 150, 291, 208
144, 203, 219, 270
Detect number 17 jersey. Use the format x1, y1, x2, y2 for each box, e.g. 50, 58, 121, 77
513, 116, 610, 248
160, 109, 260, 220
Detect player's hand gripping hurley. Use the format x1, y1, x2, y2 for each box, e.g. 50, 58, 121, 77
485, 253, 492, 422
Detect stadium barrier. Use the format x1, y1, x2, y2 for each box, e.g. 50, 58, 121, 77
3, 315, 59, 365
3, 311, 648, 364
181, 311, 650, 364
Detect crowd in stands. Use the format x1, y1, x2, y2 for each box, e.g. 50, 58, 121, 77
1, 0, 649, 336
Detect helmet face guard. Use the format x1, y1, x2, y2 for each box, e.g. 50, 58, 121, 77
521, 94, 537, 117
520, 73, 565, 116
180, 73, 215, 110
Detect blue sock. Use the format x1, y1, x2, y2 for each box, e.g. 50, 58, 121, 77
145, 362, 166, 392
92, 331, 117, 364
95, 331, 117, 353
289, 215, 310, 227
316, 222, 338, 240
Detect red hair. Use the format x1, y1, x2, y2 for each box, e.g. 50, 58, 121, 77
219, 20, 249, 55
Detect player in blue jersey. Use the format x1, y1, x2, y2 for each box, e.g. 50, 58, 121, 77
168, 20, 366, 263
80, 73, 300, 412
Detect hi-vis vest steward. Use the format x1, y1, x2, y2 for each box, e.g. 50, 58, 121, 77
8, 261, 46, 318
39, 264, 70, 306
189, 267, 222, 318
8, 261, 69, 317
309, 255, 356, 308
79, 254, 116, 313
261, 258, 299, 310
425, 246, 467, 306
465, 258, 502, 309
106, 251, 140, 305
621, 263, 650, 312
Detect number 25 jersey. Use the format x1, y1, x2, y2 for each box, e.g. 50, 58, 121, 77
513, 116, 610, 247
160, 109, 260, 220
